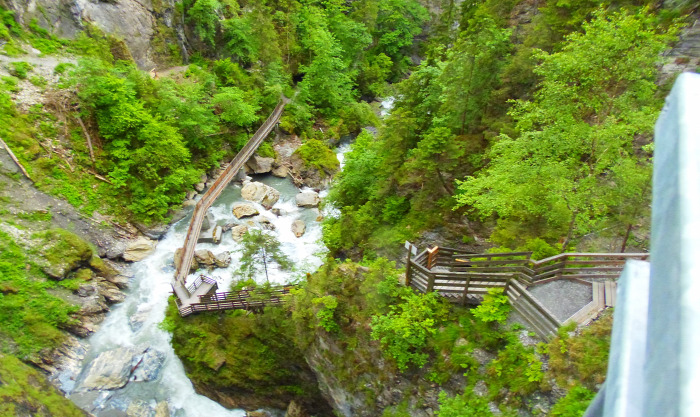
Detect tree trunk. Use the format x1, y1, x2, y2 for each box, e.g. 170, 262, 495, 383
561, 211, 578, 251
436, 166, 453, 195
620, 223, 633, 253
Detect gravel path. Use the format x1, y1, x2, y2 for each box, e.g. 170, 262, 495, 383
528, 280, 593, 322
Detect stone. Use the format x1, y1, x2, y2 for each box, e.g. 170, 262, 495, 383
233, 203, 259, 219
131, 348, 166, 382
231, 225, 249, 242
198, 225, 223, 244
128, 309, 151, 332
241, 182, 280, 209
155, 402, 170, 417
174, 248, 197, 272
286, 401, 308, 417
99, 285, 126, 304
246, 154, 275, 174
194, 249, 217, 266
134, 222, 169, 240
79, 294, 109, 316
234, 167, 247, 182
77, 284, 97, 297
292, 220, 306, 238
183, 199, 197, 208
201, 213, 214, 231
256, 216, 276, 231
186, 190, 197, 200
194, 182, 205, 192
295, 190, 321, 207
214, 252, 231, 268
271, 208, 285, 217
123, 237, 156, 262
271, 165, 288, 178
127, 401, 154, 417
79, 345, 148, 390
106, 274, 130, 289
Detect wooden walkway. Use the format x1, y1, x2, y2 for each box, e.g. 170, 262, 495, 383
171, 98, 289, 316
406, 246, 648, 338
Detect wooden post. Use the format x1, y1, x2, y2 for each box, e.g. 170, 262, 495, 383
427, 246, 439, 270
461, 277, 471, 306
426, 272, 435, 293
404, 241, 415, 287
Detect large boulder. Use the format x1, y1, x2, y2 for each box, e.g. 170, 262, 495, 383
231, 225, 249, 242
174, 247, 197, 272
35, 229, 93, 279
241, 182, 280, 209
232, 203, 259, 219
295, 190, 321, 208
292, 220, 306, 238
214, 252, 231, 268
131, 348, 166, 382
79, 346, 148, 390
271, 165, 288, 178
246, 154, 275, 174
123, 236, 156, 262
194, 249, 217, 266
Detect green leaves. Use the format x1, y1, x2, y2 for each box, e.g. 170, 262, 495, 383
471, 288, 510, 324
235, 229, 292, 282
212, 86, 260, 127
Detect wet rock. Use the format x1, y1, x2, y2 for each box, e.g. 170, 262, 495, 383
128, 309, 151, 332
155, 402, 171, 417
174, 248, 197, 272
123, 236, 156, 262
295, 190, 321, 208
194, 182, 205, 192
194, 249, 217, 266
79, 293, 109, 315
132, 348, 166, 382
201, 213, 214, 231
77, 284, 98, 297
271, 165, 288, 178
256, 216, 276, 231
234, 167, 247, 182
98, 282, 127, 304
105, 240, 127, 260
241, 182, 280, 209
222, 223, 236, 232
214, 252, 231, 268
106, 274, 131, 289
271, 208, 285, 217
246, 154, 275, 174
186, 190, 197, 200
134, 222, 169, 240
127, 401, 153, 417
233, 203, 259, 219
198, 225, 223, 244
79, 345, 149, 390
292, 220, 306, 238
231, 225, 249, 242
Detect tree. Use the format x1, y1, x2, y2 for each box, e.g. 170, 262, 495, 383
455, 9, 678, 249
236, 229, 292, 282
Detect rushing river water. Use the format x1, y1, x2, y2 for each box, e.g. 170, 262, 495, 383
60, 140, 351, 417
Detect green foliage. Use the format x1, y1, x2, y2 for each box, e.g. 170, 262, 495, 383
487, 342, 544, 398
472, 288, 510, 324
436, 390, 494, 417
9, 61, 32, 79
0, 354, 85, 416
294, 139, 340, 174
455, 8, 678, 249
187, 0, 223, 46
235, 229, 292, 282
370, 291, 449, 371
312, 295, 340, 333
0, 230, 78, 361
32, 229, 94, 279
257, 141, 276, 159
212, 86, 260, 127
550, 385, 596, 417
54, 62, 76, 75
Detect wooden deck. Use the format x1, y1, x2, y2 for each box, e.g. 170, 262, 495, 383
407, 245, 648, 338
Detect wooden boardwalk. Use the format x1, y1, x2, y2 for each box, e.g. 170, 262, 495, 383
171, 98, 289, 316
406, 246, 648, 338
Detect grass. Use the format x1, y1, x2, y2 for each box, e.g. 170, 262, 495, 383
0, 354, 85, 416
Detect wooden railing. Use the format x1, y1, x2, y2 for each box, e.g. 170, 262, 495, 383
177, 285, 294, 317
173, 98, 289, 295
407, 246, 649, 338
186, 275, 218, 294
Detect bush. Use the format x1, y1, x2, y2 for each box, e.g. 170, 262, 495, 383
294, 139, 339, 175
550, 385, 596, 417
9, 62, 32, 79
472, 288, 510, 324
487, 342, 544, 397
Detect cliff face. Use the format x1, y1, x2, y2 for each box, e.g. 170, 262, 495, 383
1, 0, 185, 69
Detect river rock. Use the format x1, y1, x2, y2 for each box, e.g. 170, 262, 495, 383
79, 345, 149, 390
123, 237, 156, 262
271, 208, 285, 217
201, 212, 214, 231
198, 225, 223, 244
132, 348, 166, 382
241, 182, 280, 209
231, 225, 249, 242
246, 154, 275, 174
292, 220, 306, 238
127, 401, 154, 417
214, 252, 231, 268
194, 249, 217, 266
295, 190, 321, 207
256, 216, 275, 231
271, 165, 288, 178
233, 203, 259, 219
98, 282, 127, 304
194, 182, 205, 192
174, 248, 197, 272
155, 402, 171, 417
128, 309, 151, 332
286, 401, 308, 417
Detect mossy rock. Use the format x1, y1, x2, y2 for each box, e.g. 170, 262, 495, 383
0, 354, 86, 416
33, 229, 93, 280
293, 139, 339, 176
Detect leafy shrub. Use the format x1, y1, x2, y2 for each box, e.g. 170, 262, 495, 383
436, 390, 494, 417
53, 62, 76, 75
550, 385, 596, 417
294, 139, 339, 175
312, 295, 340, 333
9, 62, 32, 79
370, 291, 449, 371
257, 141, 276, 159
487, 342, 544, 397
472, 288, 510, 324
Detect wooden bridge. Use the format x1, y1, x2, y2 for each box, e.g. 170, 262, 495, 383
171, 98, 289, 316
406, 245, 648, 338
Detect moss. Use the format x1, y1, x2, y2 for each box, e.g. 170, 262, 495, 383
33, 229, 93, 280
8, 62, 32, 80
0, 354, 86, 416
257, 141, 276, 159
294, 139, 339, 175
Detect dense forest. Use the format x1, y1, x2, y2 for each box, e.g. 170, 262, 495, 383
0, 0, 697, 415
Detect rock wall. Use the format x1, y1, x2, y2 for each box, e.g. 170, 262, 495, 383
660, 10, 700, 84
0, 0, 185, 69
